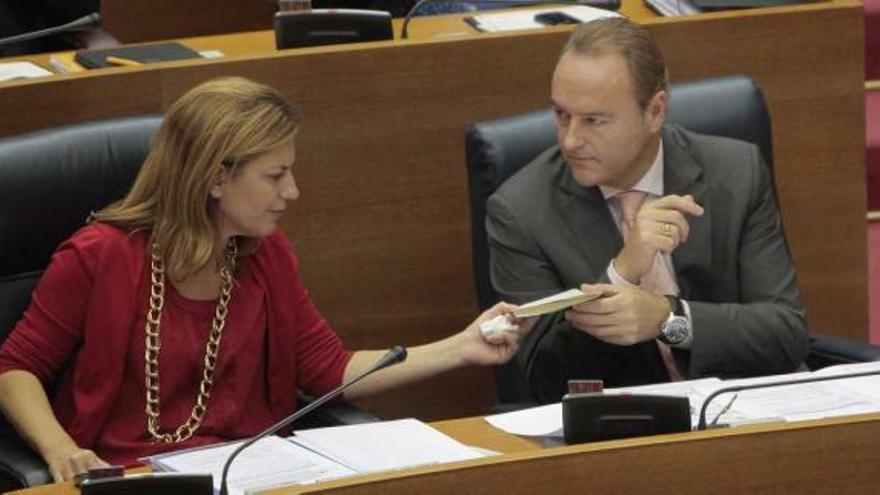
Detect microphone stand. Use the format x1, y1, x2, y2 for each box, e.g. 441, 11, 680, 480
696, 368, 880, 431
0, 13, 103, 47
218, 345, 408, 495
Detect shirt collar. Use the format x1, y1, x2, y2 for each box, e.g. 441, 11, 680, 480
599, 139, 664, 199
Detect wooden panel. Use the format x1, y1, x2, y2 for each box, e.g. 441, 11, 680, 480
101, 0, 276, 43
13, 415, 880, 495
0, 1, 866, 420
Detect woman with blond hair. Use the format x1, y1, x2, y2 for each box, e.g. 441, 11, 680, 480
0, 76, 527, 482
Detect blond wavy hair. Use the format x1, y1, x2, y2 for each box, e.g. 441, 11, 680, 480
93, 76, 302, 280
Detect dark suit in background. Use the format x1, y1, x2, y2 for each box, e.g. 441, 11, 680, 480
487, 124, 810, 403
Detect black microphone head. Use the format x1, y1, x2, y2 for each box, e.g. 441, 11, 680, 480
67, 13, 103, 31
390, 345, 408, 364
372, 346, 407, 372
87, 13, 104, 28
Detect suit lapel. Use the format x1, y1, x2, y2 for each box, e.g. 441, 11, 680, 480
558, 165, 621, 280
662, 126, 712, 301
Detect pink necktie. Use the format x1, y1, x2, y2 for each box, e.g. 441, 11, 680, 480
614, 191, 684, 381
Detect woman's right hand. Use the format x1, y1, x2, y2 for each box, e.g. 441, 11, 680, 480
44, 444, 109, 482
0, 370, 110, 483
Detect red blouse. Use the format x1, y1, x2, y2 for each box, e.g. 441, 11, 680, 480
0, 224, 353, 466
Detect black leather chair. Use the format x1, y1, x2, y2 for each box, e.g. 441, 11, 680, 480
465, 75, 880, 403
0, 115, 159, 490
0, 116, 376, 490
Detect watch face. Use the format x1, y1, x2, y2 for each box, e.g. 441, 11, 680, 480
662, 316, 689, 345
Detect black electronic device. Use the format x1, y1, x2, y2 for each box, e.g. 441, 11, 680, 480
577, 0, 622, 11
562, 393, 691, 444
273, 9, 393, 49
74, 42, 202, 69
534, 11, 582, 25
79, 473, 212, 495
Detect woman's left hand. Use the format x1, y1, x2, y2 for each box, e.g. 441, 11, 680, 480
454, 302, 535, 366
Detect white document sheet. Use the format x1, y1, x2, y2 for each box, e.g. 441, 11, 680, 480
484, 403, 564, 437
730, 361, 880, 421
290, 418, 485, 474
0, 61, 53, 82
146, 436, 356, 495
814, 361, 880, 401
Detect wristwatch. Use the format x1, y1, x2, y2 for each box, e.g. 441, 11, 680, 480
659, 295, 690, 346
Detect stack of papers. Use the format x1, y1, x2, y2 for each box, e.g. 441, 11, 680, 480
485, 360, 880, 437
148, 436, 354, 495
145, 418, 486, 495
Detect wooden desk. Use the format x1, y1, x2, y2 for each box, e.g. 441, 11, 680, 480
10, 414, 880, 494
0, 2, 866, 420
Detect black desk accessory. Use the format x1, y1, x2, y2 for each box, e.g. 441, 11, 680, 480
74, 42, 202, 69
534, 11, 581, 25
273, 9, 393, 49
562, 393, 691, 444
79, 472, 212, 495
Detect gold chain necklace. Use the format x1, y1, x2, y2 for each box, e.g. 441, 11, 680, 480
144, 240, 237, 443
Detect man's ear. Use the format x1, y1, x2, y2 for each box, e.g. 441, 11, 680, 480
645, 90, 667, 133
210, 166, 230, 199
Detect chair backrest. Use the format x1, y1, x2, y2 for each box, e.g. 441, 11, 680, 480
464, 75, 773, 403
0, 115, 160, 489
0, 116, 162, 278
465, 74, 773, 311
0, 115, 161, 335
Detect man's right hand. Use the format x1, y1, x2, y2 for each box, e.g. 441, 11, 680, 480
44, 443, 109, 482
613, 194, 704, 283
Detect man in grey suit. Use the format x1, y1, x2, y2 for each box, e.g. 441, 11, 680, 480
487, 18, 809, 403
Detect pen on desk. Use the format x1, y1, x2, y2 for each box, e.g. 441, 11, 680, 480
105, 56, 143, 67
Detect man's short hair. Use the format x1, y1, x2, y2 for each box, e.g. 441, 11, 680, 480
562, 18, 668, 110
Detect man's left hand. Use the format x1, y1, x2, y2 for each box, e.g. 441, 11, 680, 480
565, 283, 670, 345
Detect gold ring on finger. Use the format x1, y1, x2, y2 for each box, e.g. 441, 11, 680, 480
663, 223, 672, 236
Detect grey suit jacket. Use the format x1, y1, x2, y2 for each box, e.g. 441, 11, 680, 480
487, 124, 810, 403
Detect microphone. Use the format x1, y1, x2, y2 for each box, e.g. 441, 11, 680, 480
218, 345, 408, 495
696, 367, 880, 431
400, 0, 620, 39
0, 13, 102, 47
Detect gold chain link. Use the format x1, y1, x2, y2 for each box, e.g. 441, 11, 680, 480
144, 240, 237, 443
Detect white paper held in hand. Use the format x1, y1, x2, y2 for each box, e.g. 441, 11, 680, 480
512, 288, 603, 318
480, 288, 603, 338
